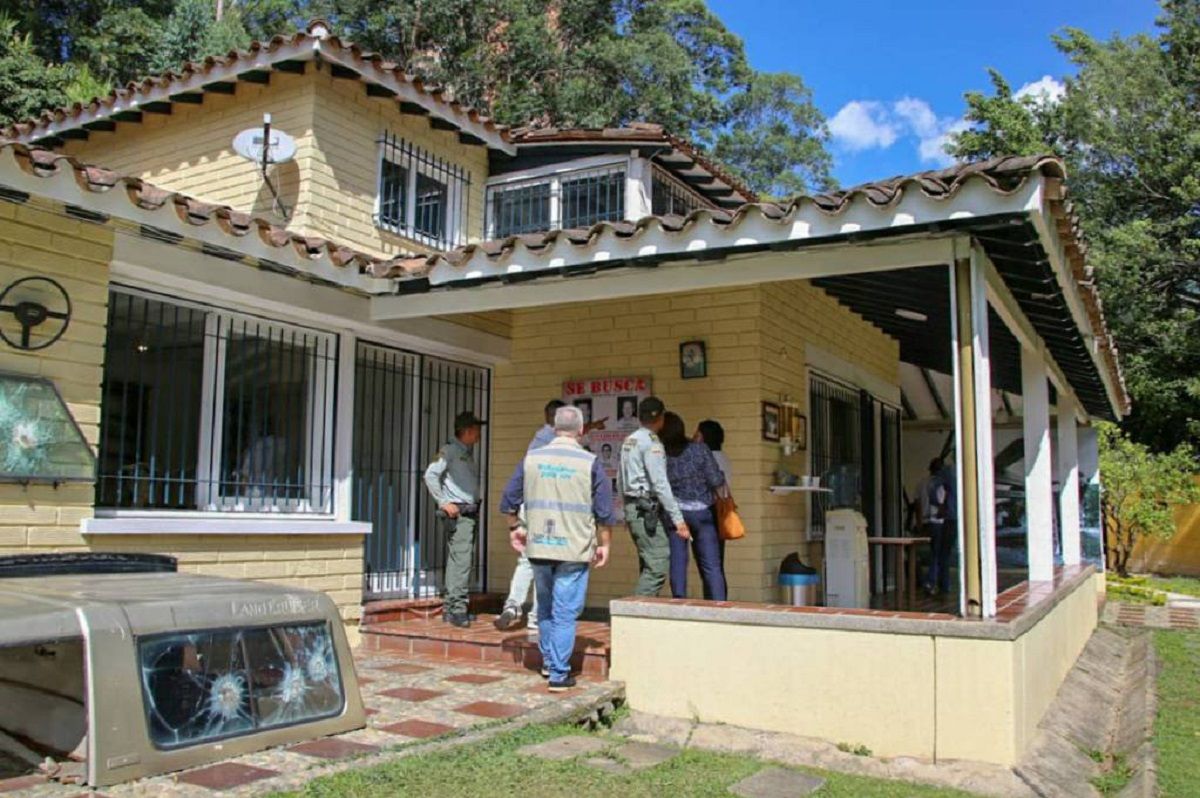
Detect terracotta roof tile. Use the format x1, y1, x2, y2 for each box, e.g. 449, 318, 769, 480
1, 142, 384, 280
378, 154, 1125, 414
2, 21, 507, 147
508, 123, 756, 203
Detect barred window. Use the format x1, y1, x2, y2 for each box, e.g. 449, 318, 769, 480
97, 290, 337, 514
809, 374, 863, 539
486, 163, 626, 238
651, 165, 708, 217
376, 132, 470, 249
560, 167, 625, 229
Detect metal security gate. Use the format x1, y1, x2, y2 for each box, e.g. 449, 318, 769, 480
354, 342, 490, 600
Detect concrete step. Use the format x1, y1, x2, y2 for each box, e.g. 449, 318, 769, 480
360, 613, 611, 678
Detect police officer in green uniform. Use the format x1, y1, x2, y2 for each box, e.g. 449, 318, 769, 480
618, 396, 690, 595
423, 411, 485, 627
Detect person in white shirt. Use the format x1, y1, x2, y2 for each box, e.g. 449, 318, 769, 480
694, 420, 731, 490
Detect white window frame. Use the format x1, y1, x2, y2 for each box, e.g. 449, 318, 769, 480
101, 287, 339, 519
374, 134, 467, 249
485, 156, 628, 238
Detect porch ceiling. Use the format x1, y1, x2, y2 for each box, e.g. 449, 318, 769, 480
813, 217, 1113, 419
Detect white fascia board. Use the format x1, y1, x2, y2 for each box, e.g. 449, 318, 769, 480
1025, 195, 1124, 418
0, 148, 389, 294
319, 43, 514, 156
111, 244, 512, 365
975, 243, 1089, 425
26, 40, 315, 142
424, 177, 1041, 286
485, 154, 629, 187
372, 237, 959, 319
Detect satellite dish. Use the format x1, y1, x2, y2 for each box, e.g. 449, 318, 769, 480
232, 115, 296, 165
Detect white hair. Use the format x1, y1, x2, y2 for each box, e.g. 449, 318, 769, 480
554, 405, 584, 434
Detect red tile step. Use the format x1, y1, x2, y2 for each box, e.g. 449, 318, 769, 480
360, 614, 610, 678
362, 592, 505, 625
176, 763, 279, 790
379, 719, 459, 739
454, 701, 527, 719
289, 738, 380, 760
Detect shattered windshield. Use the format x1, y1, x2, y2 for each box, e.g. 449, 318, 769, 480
138, 622, 343, 749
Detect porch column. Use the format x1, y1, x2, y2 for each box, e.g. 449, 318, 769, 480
1057, 400, 1082, 566
1022, 347, 1055, 582
951, 252, 997, 617
624, 152, 652, 220
1078, 424, 1102, 570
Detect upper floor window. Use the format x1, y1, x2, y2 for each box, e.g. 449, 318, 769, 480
96, 290, 337, 515
487, 163, 626, 238
376, 132, 470, 249
651, 164, 709, 217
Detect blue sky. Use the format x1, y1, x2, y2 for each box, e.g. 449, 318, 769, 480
706, 0, 1162, 187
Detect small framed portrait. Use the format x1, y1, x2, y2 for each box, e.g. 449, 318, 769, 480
761, 401, 781, 442
573, 398, 593, 426
793, 413, 808, 450
679, 340, 707, 379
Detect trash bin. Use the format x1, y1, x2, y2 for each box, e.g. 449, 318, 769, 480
779, 572, 820, 606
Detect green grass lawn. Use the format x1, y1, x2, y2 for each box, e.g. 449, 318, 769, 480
1153, 629, 1200, 798
271, 723, 979, 798
1145, 574, 1200, 599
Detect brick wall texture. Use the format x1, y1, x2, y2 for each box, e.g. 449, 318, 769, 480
0, 203, 363, 624
63, 69, 490, 261
485, 281, 899, 607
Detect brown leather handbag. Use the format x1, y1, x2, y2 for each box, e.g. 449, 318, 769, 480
715, 494, 746, 541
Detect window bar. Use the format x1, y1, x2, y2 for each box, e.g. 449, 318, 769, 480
130, 292, 152, 508
144, 299, 164, 506
161, 302, 180, 507
263, 321, 277, 510
318, 334, 333, 512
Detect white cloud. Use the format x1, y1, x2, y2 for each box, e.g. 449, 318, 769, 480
1015, 75, 1065, 106
828, 101, 898, 151
828, 96, 965, 167
893, 97, 940, 139
917, 118, 969, 166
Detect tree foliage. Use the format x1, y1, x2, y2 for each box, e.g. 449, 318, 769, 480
949, 0, 1200, 455
0, 0, 833, 196
1097, 422, 1200, 576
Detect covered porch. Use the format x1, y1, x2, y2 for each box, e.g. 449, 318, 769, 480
365, 155, 1125, 765
373, 155, 1123, 622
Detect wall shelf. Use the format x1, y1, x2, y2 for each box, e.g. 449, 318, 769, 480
768, 485, 833, 495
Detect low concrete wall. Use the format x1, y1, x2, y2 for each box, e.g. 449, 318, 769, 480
610, 567, 1099, 766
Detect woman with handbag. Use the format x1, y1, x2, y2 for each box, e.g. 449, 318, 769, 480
660, 412, 728, 601
694, 420, 743, 570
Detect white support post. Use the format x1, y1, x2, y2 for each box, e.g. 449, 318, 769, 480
1022, 347, 1055, 581
969, 250, 998, 616
333, 333, 357, 523
950, 248, 997, 618
1057, 400, 1082, 566
625, 151, 652, 221
1078, 425, 1102, 572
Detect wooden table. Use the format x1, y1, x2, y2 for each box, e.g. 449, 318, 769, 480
867, 536, 931, 609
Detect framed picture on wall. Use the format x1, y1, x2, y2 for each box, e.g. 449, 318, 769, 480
793, 413, 808, 450
679, 340, 707, 379
761, 401, 781, 442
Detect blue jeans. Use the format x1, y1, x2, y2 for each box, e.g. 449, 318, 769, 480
924, 521, 955, 593
669, 507, 727, 601
531, 559, 590, 681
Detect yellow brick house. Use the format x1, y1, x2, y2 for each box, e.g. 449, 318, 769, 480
0, 20, 1131, 765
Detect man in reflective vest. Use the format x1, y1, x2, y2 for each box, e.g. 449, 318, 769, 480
500, 405, 616, 692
